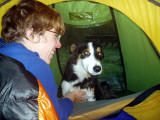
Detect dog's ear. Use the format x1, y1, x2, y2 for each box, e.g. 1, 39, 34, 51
69, 43, 77, 54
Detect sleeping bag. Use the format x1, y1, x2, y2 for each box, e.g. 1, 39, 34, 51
101, 84, 160, 120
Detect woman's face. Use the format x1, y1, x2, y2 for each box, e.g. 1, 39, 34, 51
36, 28, 61, 64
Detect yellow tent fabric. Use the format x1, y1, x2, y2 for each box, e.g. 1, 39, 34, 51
0, 0, 160, 55
124, 90, 160, 120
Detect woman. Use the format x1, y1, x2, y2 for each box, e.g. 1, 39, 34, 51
0, 0, 86, 119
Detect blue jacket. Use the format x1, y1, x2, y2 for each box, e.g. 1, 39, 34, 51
0, 39, 73, 120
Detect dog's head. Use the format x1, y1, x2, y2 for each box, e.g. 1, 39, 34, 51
70, 41, 104, 76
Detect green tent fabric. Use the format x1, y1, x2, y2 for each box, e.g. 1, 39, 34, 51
114, 9, 160, 92
55, 1, 112, 27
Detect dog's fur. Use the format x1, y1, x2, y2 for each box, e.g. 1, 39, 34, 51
61, 41, 105, 101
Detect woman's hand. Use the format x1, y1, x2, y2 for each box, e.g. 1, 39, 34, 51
64, 90, 86, 102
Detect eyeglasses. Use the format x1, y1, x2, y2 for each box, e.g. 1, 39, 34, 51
47, 31, 61, 41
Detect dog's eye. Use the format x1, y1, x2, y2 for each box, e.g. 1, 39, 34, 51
98, 52, 103, 57
84, 51, 90, 56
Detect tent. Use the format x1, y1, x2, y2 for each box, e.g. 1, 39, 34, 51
1, 0, 159, 92
0, 0, 160, 119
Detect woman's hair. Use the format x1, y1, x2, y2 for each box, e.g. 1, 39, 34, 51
1, 0, 64, 43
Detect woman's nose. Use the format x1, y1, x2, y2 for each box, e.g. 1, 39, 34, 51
56, 41, 62, 48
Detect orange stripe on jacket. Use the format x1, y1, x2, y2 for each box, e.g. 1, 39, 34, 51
37, 80, 59, 120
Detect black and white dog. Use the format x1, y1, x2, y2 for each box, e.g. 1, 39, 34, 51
61, 41, 104, 101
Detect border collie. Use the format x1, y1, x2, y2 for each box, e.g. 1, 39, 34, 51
61, 41, 104, 101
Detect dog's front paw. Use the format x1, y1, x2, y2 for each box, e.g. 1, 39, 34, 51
83, 95, 95, 101
82, 89, 96, 102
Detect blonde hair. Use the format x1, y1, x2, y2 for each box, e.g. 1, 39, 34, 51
1, 0, 64, 43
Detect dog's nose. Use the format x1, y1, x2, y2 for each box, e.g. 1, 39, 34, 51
93, 66, 101, 72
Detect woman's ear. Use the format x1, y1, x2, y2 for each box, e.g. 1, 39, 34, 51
25, 28, 34, 42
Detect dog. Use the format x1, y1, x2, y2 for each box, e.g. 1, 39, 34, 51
61, 41, 105, 101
